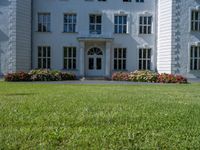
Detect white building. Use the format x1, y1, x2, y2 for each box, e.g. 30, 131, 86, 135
0, 0, 200, 78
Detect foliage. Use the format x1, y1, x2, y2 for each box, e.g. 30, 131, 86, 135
129, 70, 158, 82
111, 72, 130, 81
4, 72, 31, 82
157, 73, 188, 84
4, 69, 76, 82
112, 70, 188, 84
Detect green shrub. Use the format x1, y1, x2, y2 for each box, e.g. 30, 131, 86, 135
4, 72, 31, 82
129, 70, 158, 82
112, 70, 188, 84
4, 69, 76, 82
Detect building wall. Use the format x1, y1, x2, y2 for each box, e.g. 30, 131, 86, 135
172, 0, 200, 78
157, 0, 173, 74
0, 0, 10, 75
0, 0, 31, 75
32, 0, 157, 76
15, 0, 32, 72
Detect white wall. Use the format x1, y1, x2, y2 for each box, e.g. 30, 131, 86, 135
157, 0, 173, 74
171, 0, 200, 78
32, 0, 157, 76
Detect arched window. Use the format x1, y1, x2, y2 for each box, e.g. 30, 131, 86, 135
88, 47, 103, 55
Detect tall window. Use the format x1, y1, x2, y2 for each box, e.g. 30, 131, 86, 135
139, 16, 152, 34
63, 47, 77, 70
191, 10, 200, 31
114, 48, 127, 70
114, 15, 128, 34
64, 14, 77, 33
89, 15, 102, 34
139, 48, 151, 70
38, 46, 51, 69
38, 13, 51, 32
190, 46, 200, 70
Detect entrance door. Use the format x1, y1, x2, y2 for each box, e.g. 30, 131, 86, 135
86, 47, 104, 76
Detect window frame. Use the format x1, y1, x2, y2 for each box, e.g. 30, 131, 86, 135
37, 13, 51, 32
37, 46, 51, 69
63, 47, 77, 70
138, 48, 152, 70
138, 14, 153, 35
63, 13, 77, 33
114, 14, 128, 34
113, 48, 127, 71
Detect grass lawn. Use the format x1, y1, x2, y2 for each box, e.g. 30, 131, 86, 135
0, 82, 200, 149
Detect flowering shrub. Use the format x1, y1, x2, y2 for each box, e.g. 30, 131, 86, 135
112, 72, 130, 81
4, 69, 76, 82
129, 70, 158, 82
112, 70, 188, 84
4, 72, 31, 82
157, 73, 187, 84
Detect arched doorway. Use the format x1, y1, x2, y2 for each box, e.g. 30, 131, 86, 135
86, 47, 104, 76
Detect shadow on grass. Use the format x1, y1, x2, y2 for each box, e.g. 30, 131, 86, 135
2, 93, 36, 96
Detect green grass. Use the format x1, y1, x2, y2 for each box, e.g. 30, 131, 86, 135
0, 82, 200, 149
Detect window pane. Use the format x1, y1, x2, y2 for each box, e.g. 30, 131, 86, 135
89, 58, 94, 70
123, 49, 126, 58
47, 58, 51, 69
64, 59, 67, 69
38, 59, 42, 68
96, 58, 102, 70
73, 59, 76, 69
114, 60, 117, 70
139, 60, 142, 70
123, 60, 126, 70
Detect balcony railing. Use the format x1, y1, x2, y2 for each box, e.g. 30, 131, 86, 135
78, 31, 113, 40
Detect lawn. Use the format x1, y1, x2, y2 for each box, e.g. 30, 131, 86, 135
0, 82, 200, 149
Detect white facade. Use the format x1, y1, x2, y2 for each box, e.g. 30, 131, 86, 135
0, 0, 200, 78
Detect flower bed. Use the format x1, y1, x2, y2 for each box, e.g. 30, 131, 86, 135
112, 71, 188, 84
4, 69, 76, 82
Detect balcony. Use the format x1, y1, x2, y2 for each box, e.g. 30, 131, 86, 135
77, 31, 114, 42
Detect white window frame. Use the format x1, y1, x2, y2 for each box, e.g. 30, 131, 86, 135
37, 13, 51, 32
38, 46, 51, 69
190, 45, 200, 71
63, 47, 77, 70
89, 14, 102, 34
63, 13, 77, 33
190, 10, 200, 32
138, 48, 151, 70
113, 48, 127, 70
114, 15, 128, 34
138, 14, 153, 35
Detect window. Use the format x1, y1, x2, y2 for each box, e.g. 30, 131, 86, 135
38, 13, 50, 32
190, 46, 200, 70
136, 0, 144, 2
38, 46, 51, 69
89, 14, 102, 34
139, 48, 151, 70
114, 15, 128, 34
139, 16, 152, 34
191, 10, 200, 31
63, 47, 77, 70
114, 48, 127, 70
123, 0, 132, 2
64, 14, 77, 33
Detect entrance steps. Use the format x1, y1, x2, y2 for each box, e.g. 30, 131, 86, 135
80, 77, 111, 81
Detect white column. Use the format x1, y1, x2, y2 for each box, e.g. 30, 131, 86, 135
105, 42, 111, 77
79, 41, 85, 77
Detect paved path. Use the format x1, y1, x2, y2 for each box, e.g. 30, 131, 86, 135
1, 78, 200, 84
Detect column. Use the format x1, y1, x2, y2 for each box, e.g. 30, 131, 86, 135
105, 42, 111, 77
79, 41, 85, 77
